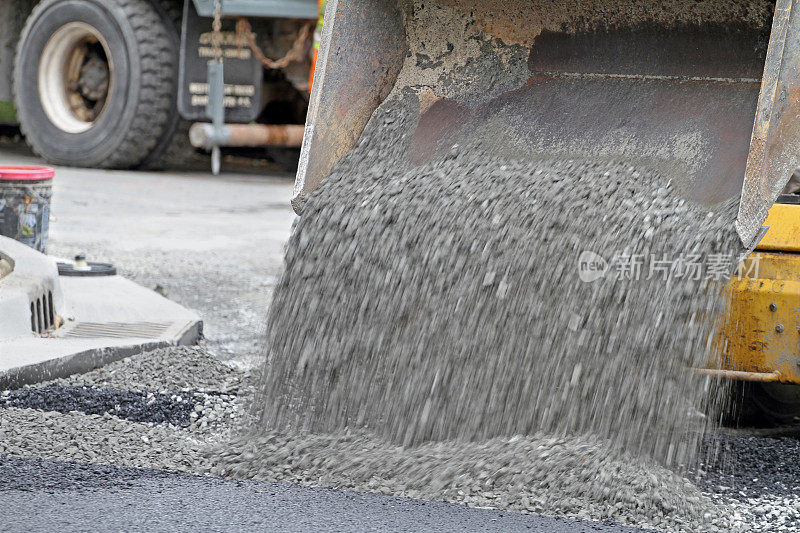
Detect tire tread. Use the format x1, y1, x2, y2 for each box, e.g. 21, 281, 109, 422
14, 0, 175, 169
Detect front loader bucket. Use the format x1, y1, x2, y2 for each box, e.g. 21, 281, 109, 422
296, 0, 800, 247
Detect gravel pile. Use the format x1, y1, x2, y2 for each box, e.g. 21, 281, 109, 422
0, 385, 244, 432
0, 346, 247, 472
0, 408, 207, 472
188, 392, 243, 432
211, 431, 742, 532
1, 385, 195, 427
232, 6, 752, 529
45, 345, 247, 394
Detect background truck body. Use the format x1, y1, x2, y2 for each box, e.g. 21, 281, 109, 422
0, 0, 317, 170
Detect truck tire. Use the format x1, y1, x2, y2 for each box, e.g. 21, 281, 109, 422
138, 0, 206, 170
13, 0, 173, 169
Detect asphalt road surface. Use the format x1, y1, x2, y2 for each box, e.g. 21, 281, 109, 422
0, 457, 642, 533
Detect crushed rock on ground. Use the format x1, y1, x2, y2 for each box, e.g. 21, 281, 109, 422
231, 86, 746, 532
43, 344, 249, 394
210, 431, 744, 532
0, 345, 247, 473
1, 344, 794, 531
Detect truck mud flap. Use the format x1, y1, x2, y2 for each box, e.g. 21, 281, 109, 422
177, 0, 261, 123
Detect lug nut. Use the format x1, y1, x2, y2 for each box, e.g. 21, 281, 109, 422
776, 324, 785, 333
769, 302, 778, 312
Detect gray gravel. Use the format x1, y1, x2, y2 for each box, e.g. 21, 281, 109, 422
235, 84, 745, 532
698, 435, 800, 501
0, 408, 207, 471
224, 4, 767, 528
696, 434, 800, 531
1, 385, 196, 426
212, 431, 740, 532
45, 344, 248, 394
261, 89, 743, 458
4, 345, 791, 531
0, 346, 246, 470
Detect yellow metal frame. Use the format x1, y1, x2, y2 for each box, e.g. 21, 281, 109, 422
711, 203, 800, 384
758, 203, 800, 253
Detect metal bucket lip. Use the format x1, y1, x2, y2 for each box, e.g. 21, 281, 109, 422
0, 166, 54, 181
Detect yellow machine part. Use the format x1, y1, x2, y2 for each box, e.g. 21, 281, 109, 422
759, 203, 800, 253
713, 203, 800, 384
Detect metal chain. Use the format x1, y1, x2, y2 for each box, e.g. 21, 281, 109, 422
235, 18, 312, 71
211, 0, 223, 63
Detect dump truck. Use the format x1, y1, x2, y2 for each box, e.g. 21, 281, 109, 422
0, 0, 318, 171
295, 0, 800, 423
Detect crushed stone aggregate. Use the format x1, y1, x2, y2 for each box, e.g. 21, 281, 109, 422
0, 346, 246, 472
41, 344, 247, 394
697, 435, 800, 500
696, 434, 800, 531
0, 324, 796, 530
1, 385, 195, 427
238, 83, 745, 530
0, 408, 208, 471
211, 431, 740, 532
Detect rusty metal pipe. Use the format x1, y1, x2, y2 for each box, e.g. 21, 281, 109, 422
189, 123, 305, 149
694, 369, 782, 382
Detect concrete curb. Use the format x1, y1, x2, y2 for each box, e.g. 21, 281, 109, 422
0, 320, 202, 389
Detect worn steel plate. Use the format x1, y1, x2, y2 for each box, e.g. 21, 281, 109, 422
178, 0, 262, 123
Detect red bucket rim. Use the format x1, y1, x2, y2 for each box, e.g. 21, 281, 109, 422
0, 165, 55, 181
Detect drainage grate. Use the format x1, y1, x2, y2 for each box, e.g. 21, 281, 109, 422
30, 290, 55, 334
60, 322, 172, 339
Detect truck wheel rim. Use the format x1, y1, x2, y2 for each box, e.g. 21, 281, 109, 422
38, 22, 114, 134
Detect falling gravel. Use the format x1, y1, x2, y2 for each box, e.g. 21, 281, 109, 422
219, 93, 745, 529
214, 3, 760, 530
258, 133, 742, 458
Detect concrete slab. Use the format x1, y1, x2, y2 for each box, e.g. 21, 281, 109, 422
0, 246, 202, 388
